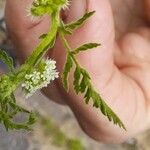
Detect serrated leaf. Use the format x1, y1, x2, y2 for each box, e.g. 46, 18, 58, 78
91, 91, 101, 108
39, 33, 48, 39
91, 90, 126, 130
0, 75, 15, 101
62, 28, 72, 35
79, 71, 90, 93
72, 43, 101, 55
65, 11, 95, 31
9, 101, 30, 114
79, 76, 87, 93
59, 21, 72, 35
74, 68, 90, 94
27, 112, 37, 125
73, 65, 126, 129
73, 67, 81, 94
11, 93, 16, 103
81, 69, 91, 80
0, 50, 14, 73
9, 121, 31, 130
62, 54, 73, 91
84, 87, 92, 104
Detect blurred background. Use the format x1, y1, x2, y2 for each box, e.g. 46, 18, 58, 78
0, 0, 150, 150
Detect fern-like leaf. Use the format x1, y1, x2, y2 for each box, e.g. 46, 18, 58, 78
62, 54, 73, 91
65, 11, 95, 31
0, 50, 14, 73
73, 67, 126, 130
74, 66, 81, 94
72, 43, 101, 54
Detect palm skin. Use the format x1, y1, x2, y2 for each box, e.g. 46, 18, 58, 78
5, 0, 150, 143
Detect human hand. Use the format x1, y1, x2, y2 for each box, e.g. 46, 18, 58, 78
5, 0, 150, 143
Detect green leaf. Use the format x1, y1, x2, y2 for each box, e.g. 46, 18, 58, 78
79, 77, 87, 93
67, 139, 85, 150
9, 101, 30, 114
73, 67, 81, 94
27, 112, 37, 125
65, 11, 95, 31
59, 21, 72, 35
0, 50, 14, 73
78, 69, 91, 93
39, 33, 48, 39
73, 66, 126, 129
72, 43, 101, 55
0, 75, 15, 101
89, 88, 126, 130
62, 54, 73, 91
8, 121, 31, 130
101, 100, 125, 129
10, 93, 16, 103
84, 87, 91, 104
81, 69, 91, 80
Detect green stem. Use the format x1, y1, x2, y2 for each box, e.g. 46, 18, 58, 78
0, 10, 61, 101
2, 10, 61, 99
60, 32, 71, 53
13, 11, 60, 85
60, 32, 79, 67
26, 11, 60, 66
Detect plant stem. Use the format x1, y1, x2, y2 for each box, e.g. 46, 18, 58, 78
13, 11, 60, 86
60, 31, 79, 67
26, 11, 60, 66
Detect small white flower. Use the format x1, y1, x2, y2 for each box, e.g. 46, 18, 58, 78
22, 59, 59, 98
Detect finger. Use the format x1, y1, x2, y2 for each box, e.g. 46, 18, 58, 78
5, 0, 50, 60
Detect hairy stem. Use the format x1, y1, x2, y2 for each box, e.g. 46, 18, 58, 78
26, 11, 60, 66
11, 11, 60, 90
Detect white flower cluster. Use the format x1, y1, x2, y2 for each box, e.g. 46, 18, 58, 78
22, 59, 59, 98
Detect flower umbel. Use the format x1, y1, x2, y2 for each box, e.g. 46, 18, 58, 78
22, 59, 59, 98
